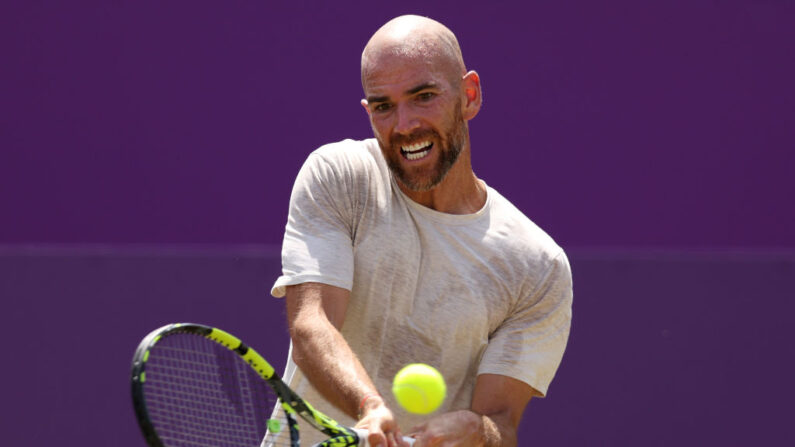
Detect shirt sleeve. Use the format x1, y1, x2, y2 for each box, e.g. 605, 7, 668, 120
477, 250, 573, 397
271, 149, 357, 298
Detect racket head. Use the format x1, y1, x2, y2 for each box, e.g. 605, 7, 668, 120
130, 323, 298, 447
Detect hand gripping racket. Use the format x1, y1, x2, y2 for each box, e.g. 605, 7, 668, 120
131, 323, 414, 447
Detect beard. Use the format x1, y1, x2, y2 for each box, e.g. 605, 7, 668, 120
377, 105, 468, 192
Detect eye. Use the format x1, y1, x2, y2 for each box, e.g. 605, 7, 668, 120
417, 92, 436, 102
373, 103, 392, 113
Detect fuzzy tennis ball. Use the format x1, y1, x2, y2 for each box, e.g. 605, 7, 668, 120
392, 363, 446, 414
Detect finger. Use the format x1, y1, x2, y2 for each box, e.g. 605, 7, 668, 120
405, 429, 425, 447
396, 433, 414, 447
386, 431, 397, 447
395, 428, 415, 447
367, 430, 387, 447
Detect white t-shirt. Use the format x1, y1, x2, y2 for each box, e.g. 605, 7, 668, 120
269, 138, 572, 445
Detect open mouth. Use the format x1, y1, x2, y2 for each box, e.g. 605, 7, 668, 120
400, 141, 433, 160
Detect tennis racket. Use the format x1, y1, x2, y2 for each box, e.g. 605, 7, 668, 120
131, 322, 414, 447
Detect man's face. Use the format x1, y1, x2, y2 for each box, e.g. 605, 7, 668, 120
362, 56, 467, 192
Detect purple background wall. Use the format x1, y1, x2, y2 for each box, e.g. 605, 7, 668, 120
2, 1, 793, 445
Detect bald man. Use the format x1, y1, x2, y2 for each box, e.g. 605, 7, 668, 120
268, 15, 572, 447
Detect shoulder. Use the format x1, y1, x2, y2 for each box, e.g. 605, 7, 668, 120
486, 187, 564, 259
305, 138, 384, 174
293, 138, 387, 192
291, 139, 392, 219
483, 187, 570, 290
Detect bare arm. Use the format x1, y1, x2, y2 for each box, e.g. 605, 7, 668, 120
285, 282, 407, 447
410, 374, 535, 446
470, 374, 535, 446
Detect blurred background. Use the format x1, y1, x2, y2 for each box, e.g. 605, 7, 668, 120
1, 1, 792, 445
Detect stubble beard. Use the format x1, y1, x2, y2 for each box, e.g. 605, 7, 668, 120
378, 107, 468, 192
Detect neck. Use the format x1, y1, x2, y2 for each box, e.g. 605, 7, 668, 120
397, 146, 486, 214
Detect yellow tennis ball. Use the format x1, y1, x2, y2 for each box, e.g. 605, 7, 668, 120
392, 363, 446, 415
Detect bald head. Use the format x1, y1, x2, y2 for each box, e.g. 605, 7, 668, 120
361, 15, 466, 89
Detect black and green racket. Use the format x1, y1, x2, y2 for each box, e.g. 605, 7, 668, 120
131, 322, 414, 447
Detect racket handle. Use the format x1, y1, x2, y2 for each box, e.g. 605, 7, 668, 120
352, 427, 416, 446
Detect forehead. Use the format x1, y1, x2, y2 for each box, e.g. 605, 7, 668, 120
362, 48, 454, 97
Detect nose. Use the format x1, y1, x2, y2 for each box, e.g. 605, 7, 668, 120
393, 103, 420, 135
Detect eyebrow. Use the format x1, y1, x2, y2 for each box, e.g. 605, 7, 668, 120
407, 82, 438, 95
366, 82, 440, 104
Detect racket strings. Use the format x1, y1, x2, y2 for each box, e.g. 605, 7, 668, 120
143, 332, 289, 447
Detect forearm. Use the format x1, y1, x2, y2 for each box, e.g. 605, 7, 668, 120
467, 374, 532, 447
409, 409, 516, 447
286, 282, 382, 419
289, 314, 378, 418
285, 283, 403, 447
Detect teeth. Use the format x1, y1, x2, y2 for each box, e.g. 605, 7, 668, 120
405, 149, 430, 160
401, 141, 432, 160
401, 141, 431, 152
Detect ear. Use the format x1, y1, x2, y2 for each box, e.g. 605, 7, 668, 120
360, 99, 371, 116
461, 70, 482, 120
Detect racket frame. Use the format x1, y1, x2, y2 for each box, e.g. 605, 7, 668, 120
130, 322, 361, 447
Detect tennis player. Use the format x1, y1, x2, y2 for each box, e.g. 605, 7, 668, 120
269, 15, 573, 447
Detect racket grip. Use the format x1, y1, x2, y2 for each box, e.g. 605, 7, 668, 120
352, 427, 416, 446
